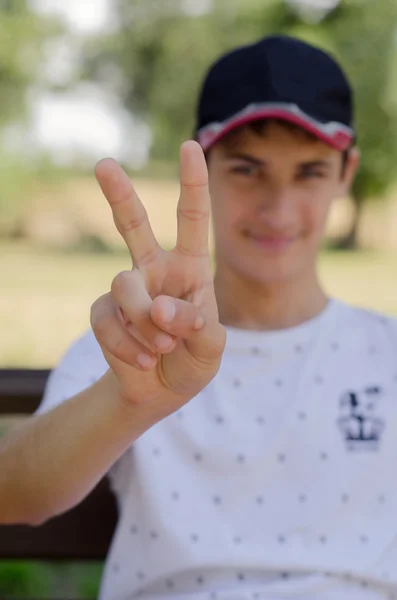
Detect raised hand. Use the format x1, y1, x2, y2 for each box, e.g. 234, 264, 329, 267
90, 141, 226, 418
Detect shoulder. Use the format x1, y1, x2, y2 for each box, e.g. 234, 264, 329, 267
333, 300, 397, 345
336, 300, 397, 327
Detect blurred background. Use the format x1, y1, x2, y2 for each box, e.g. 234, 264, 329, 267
1, 0, 397, 596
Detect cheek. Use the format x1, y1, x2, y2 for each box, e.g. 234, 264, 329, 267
211, 205, 241, 245
301, 194, 333, 239
210, 186, 244, 236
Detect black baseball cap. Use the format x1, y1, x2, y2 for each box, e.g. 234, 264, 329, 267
195, 35, 355, 152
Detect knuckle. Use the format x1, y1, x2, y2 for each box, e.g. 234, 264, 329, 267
137, 246, 160, 268
111, 270, 133, 296
123, 215, 146, 232
208, 324, 227, 357
174, 243, 208, 258
213, 331, 227, 355
90, 294, 110, 329
177, 207, 210, 222
107, 334, 131, 362
115, 204, 146, 231
127, 319, 157, 347
89, 300, 100, 328
108, 335, 150, 369
181, 180, 208, 188
91, 309, 114, 342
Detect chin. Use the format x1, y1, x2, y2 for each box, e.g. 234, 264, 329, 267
233, 255, 305, 287
245, 267, 299, 286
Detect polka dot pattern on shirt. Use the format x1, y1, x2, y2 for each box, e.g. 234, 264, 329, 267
40, 303, 397, 600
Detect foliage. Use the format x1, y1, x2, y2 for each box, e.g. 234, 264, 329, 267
0, 1, 59, 126
0, 1, 62, 237
323, 0, 397, 202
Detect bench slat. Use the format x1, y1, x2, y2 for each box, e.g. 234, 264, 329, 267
0, 369, 50, 414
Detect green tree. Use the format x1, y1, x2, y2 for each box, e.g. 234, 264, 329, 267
323, 0, 397, 247
0, 1, 58, 125
0, 1, 61, 236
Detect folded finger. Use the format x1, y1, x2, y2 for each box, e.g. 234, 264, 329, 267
91, 293, 157, 370
111, 270, 176, 354
151, 294, 225, 363
150, 295, 205, 338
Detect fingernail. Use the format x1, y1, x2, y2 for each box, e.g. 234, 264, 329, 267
137, 353, 155, 369
161, 299, 176, 323
153, 332, 174, 352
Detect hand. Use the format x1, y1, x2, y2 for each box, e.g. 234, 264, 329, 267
90, 141, 226, 418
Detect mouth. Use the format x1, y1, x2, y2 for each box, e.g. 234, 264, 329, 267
243, 230, 298, 252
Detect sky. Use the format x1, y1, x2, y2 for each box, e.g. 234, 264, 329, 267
31, 0, 112, 34
26, 0, 150, 167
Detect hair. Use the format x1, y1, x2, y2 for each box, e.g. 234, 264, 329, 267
205, 118, 350, 177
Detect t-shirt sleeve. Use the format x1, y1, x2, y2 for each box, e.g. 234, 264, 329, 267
34, 329, 129, 499
374, 312, 397, 357
385, 314, 397, 347
35, 329, 106, 415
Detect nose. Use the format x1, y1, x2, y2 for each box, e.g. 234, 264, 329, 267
256, 184, 295, 228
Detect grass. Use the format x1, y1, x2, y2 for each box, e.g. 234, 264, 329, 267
1, 241, 131, 367
2, 240, 397, 368
0, 561, 103, 599
319, 249, 397, 314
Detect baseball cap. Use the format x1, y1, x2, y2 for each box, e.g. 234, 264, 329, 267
195, 35, 355, 152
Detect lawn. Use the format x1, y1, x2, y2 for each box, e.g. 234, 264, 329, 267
2, 241, 397, 368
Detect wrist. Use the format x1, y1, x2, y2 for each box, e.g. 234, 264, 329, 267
96, 369, 164, 436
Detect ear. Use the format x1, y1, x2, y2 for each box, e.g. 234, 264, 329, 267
340, 146, 360, 194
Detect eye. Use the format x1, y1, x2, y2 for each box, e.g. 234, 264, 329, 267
230, 165, 258, 176
297, 170, 325, 181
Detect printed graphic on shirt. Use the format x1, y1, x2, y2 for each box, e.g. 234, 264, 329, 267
337, 385, 385, 451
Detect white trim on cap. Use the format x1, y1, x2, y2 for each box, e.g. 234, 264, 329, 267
197, 101, 354, 151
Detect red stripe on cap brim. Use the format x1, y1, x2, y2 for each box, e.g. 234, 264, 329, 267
197, 108, 354, 152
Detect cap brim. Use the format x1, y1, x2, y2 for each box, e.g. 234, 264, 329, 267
197, 103, 354, 152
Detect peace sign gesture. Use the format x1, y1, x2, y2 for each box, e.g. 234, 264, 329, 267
91, 141, 226, 417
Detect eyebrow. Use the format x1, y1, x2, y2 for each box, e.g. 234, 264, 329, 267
224, 153, 264, 166
298, 160, 332, 170
224, 153, 332, 170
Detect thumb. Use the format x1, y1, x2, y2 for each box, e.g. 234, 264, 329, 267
150, 295, 226, 362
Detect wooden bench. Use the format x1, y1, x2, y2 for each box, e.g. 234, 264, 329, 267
0, 369, 118, 575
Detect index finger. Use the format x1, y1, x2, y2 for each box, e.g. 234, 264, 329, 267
95, 158, 159, 267
175, 141, 211, 257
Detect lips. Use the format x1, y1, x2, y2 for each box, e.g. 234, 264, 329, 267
244, 230, 297, 251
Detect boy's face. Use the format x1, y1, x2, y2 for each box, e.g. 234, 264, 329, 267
207, 121, 358, 286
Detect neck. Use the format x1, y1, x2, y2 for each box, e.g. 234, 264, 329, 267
214, 265, 328, 331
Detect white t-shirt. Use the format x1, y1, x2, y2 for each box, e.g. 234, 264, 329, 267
36, 299, 397, 600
